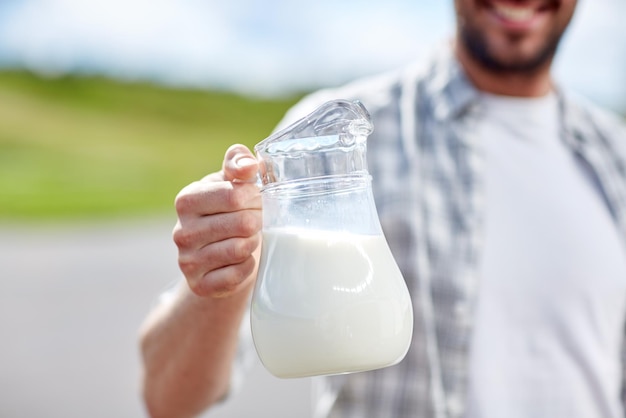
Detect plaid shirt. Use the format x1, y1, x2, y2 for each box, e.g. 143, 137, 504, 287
236, 45, 626, 418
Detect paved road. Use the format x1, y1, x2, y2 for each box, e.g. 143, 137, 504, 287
0, 217, 311, 418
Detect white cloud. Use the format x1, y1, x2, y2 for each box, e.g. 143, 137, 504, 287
0, 0, 623, 110
0, 0, 234, 80
0, 0, 454, 95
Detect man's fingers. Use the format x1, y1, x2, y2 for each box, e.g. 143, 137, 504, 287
186, 253, 258, 298
172, 144, 263, 299
173, 209, 262, 251
178, 233, 260, 276
174, 180, 261, 218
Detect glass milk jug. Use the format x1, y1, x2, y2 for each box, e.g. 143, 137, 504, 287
251, 99, 413, 378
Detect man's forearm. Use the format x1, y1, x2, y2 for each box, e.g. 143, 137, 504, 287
139, 279, 254, 418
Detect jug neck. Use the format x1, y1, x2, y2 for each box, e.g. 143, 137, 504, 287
257, 141, 369, 191
260, 173, 371, 197
260, 174, 383, 236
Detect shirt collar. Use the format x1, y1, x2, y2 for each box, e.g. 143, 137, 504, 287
420, 43, 481, 122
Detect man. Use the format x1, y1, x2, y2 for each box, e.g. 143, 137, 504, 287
139, 0, 626, 417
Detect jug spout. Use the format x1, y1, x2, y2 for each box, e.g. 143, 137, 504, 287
282, 99, 372, 139
255, 99, 374, 188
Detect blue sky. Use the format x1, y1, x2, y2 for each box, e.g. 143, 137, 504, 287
0, 0, 624, 112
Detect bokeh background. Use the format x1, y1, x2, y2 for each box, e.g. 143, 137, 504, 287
0, 0, 624, 417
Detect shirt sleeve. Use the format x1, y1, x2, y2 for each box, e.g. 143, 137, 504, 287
621, 329, 626, 413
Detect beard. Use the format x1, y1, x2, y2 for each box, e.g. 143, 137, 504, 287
459, 24, 563, 74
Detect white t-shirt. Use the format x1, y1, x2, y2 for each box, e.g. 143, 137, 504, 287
466, 92, 626, 417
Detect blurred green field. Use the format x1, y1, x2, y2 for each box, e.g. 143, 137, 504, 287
0, 71, 301, 222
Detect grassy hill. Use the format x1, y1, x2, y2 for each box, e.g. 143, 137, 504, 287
0, 71, 302, 222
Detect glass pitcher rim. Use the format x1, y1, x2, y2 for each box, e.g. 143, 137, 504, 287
254, 99, 373, 156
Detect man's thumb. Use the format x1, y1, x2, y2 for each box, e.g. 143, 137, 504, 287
222, 144, 259, 182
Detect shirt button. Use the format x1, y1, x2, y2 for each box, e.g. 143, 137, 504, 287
454, 302, 472, 328
447, 395, 464, 417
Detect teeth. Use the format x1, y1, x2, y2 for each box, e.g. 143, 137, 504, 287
493, 4, 535, 22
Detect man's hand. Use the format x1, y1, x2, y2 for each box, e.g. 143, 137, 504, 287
140, 144, 263, 418
173, 144, 262, 298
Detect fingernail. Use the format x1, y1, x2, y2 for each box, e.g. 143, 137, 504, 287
236, 156, 257, 168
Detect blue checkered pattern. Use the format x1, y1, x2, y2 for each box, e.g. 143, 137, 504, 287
237, 45, 626, 418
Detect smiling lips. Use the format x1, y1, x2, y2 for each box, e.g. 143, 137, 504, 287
495, 4, 534, 21
489, 1, 554, 24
